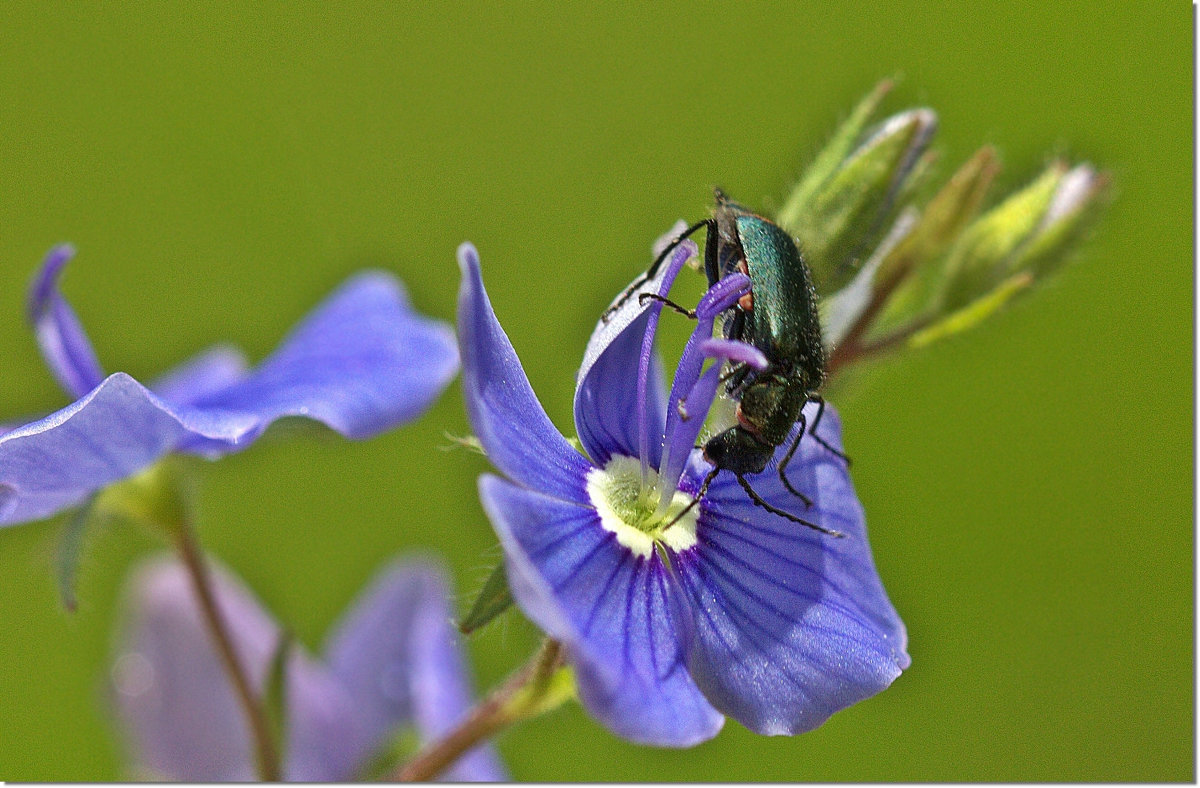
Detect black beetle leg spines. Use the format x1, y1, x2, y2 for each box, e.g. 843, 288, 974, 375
807, 395, 852, 466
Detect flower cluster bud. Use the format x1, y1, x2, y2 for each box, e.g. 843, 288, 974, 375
777, 81, 1109, 374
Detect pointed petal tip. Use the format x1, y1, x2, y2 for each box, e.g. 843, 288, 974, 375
457, 242, 481, 274
884, 106, 938, 131
456, 253, 591, 498
28, 243, 78, 322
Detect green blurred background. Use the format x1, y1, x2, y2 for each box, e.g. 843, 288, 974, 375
0, 2, 1191, 781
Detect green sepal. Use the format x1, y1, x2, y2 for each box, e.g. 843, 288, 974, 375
263, 629, 293, 768
777, 79, 893, 233
93, 457, 192, 538
504, 665, 577, 722
1007, 165, 1110, 279
55, 495, 104, 612
458, 562, 514, 635
786, 107, 937, 292
937, 162, 1066, 313
820, 208, 916, 347
909, 271, 1033, 349
444, 432, 486, 456
889, 147, 939, 210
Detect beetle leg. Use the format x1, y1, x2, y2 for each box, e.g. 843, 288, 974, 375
720, 361, 754, 398
638, 292, 697, 318
808, 395, 852, 465
724, 307, 746, 341
702, 217, 720, 286
664, 467, 719, 530
735, 474, 843, 537
777, 417, 814, 509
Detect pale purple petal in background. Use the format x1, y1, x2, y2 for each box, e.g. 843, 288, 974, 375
113, 556, 506, 781
112, 559, 367, 781
324, 558, 506, 781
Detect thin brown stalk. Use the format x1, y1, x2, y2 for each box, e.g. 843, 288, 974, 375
390, 639, 563, 782
176, 524, 281, 781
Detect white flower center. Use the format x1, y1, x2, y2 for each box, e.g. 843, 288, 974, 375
586, 455, 699, 559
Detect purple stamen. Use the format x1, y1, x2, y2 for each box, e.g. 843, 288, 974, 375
699, 338, 768, 371
654, 273, 751, 517
635, 243, 700, 491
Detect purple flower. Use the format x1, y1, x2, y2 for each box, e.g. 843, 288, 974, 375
111, 556, 506, 782
457, 236, 908, 746
0, 245, 458, 526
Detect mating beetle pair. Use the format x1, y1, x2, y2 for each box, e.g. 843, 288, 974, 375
609, 189, 847, 536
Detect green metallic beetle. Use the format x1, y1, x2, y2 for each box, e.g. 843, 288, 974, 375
612, 189, 845, 535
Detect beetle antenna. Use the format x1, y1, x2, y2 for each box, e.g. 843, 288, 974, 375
602, 219, 712, 322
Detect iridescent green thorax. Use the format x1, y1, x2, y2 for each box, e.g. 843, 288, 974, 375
728, 212, 826, 394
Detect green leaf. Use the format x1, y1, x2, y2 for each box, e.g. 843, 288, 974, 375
777, 79, 893, 233
458, 562, 513, 634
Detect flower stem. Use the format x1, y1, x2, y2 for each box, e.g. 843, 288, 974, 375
175, 522, 281, 781
390, 638, 565, 782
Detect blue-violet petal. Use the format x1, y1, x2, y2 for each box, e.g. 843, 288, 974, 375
149, 345, 249, 407
457, 244, 592, 502
27, 244, 104, 399
0, 374, 257, 526
675, 405, 909, 735
183, 271, 458, 452
479, 474, 724, 746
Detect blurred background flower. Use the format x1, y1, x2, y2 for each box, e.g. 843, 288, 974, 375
111, 556, 504, 781
1, 245, 457, 529
0, 3, 1188, 782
